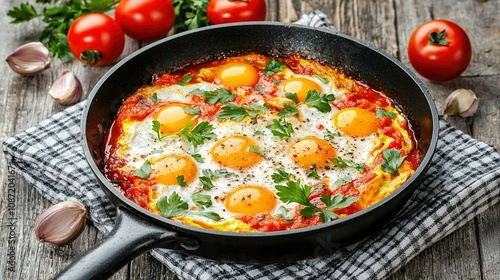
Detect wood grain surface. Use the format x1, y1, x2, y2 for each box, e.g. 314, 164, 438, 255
1, 0, 498, 279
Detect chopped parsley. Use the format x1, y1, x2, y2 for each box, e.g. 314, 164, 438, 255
191, 192, 212, 208
283, 90, 335, 113
183, 106, 201, 115
176, 175, 187, 187
189, 88, 234, 104
306, 164, 320, 179
178, 74, 194, 85
248, 145, 266, 157
314, 73, 330, 84
217, 103, 269, 121
151, 92, 158, 103
156, 192, 189, 218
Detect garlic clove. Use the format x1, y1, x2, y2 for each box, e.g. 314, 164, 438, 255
443, 89, 479, 119
6, 42, 51, 75
48, 69, 83, 105
34, 200, 87, 245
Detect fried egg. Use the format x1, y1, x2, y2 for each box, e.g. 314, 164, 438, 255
104, 53, 417, 232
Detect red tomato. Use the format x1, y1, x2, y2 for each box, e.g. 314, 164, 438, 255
115, 0, 175, 41
68, 13, 125, 67
407, 19, 472, 82
207, 0, 267, 25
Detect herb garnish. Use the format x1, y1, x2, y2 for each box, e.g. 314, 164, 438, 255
283, 90, 336, 113
178, 74, 194, 85
381, 149, 406, 175
176, 175, 187, 187
273, 172, 358, 223
189, 88, 234, 104
156, 192, 189, 218
217, 103, 269, 121
183, 107, 201, 115
248, 146, 266, 157
134, 160, 152, 179
191, 192, 212, 208
152, 120, 216, 148
332, 157, 365, 173
314, 73, 330, 84
266, 118, 294, 140
263, 58, 286, 76
151, 92, 158, 103
199, 169, 236, 190
376, 108, 397, 119
306, 164, 321, 179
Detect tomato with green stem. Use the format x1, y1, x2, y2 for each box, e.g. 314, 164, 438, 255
115, 0, 175, 41
67, 13, 125, 67
206, 0, 267, 25
407, 19, 472, 82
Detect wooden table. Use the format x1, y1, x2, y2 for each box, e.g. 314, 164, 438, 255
1, 0, 499, 279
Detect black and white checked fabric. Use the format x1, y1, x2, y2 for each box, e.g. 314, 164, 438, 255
3, 11, 500, 280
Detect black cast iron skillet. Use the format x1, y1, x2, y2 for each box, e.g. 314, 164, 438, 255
56, 22, 438, 279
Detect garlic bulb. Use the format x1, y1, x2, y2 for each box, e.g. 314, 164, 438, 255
443, 89, 479, 119
5, 42, 51, 75
34, 200, 87, 245
48, 69, 83, 105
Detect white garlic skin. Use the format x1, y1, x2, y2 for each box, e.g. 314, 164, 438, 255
443, 89, 479, 119
48, 69, 83, 105
34, 200, 87, 245
5, 42, 51, 75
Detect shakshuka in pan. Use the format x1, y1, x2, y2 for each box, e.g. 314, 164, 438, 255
102, 53, 420, 232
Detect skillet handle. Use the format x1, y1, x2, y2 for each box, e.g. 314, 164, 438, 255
54, 207, 199, 280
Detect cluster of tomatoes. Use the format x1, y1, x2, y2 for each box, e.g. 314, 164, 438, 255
68, 0, 267, 67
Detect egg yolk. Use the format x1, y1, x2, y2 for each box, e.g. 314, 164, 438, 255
210, 135, 263, 169
217, 62, 259, 87
332, 108, 380, 137
283, 77, 323, 102
224, 185, 277, 216
152, 154, 198, 186
153, 104, 198, 135
288, 136, 336, 170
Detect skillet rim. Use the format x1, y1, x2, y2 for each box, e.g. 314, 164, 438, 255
81, 21, 439, 238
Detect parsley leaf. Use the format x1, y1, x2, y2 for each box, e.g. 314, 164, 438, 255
376, 108, 397, 119
314, 73, 330, 84
190, 153, 205, 163
191, 192, 212, 208
172, 0, 210, 32
275, 179, 314, 207
156, 192, 188, 218
178, 74, 194, 85
278, 103, 300, 117
381, 149, 406, 175
334, 176, 352, 186
303, 90, 336, 113
190, 88, 234, 104
248, 146, 266, 157
275, 177, 358, 223
217, 104, 249, 121
263, 58, 285, 76
183, 107, 201, 115
306, 164, 320, 179
191, 211, 221, 221
151, 92, 159, 103
332, 157, 365, 172
199, 176, 215, 191
134, 160, 152, 179
285, 92, 299, 103
271, 169, 291, 183
153, 120, 216, 148
244, 103, 269, 118
176, 175, 187, 187
266, 118, 294, 140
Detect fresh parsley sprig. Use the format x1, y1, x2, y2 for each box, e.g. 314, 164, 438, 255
157, 192, 220, 221
152, 120, 216, 148
263, 58, 286, 76
381, 148, 406, 175
134, 160, 152, 179
199, 168, 236, 190
266, 118, 294, 140
273, 171, 358, 223
284, 90, 336, 113
189, 88, 234, 104
376, 108, 397, 119
332, 157, 365, 173
217, 103, 269, 121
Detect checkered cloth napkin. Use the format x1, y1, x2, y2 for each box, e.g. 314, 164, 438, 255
3, 11, 500, 280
